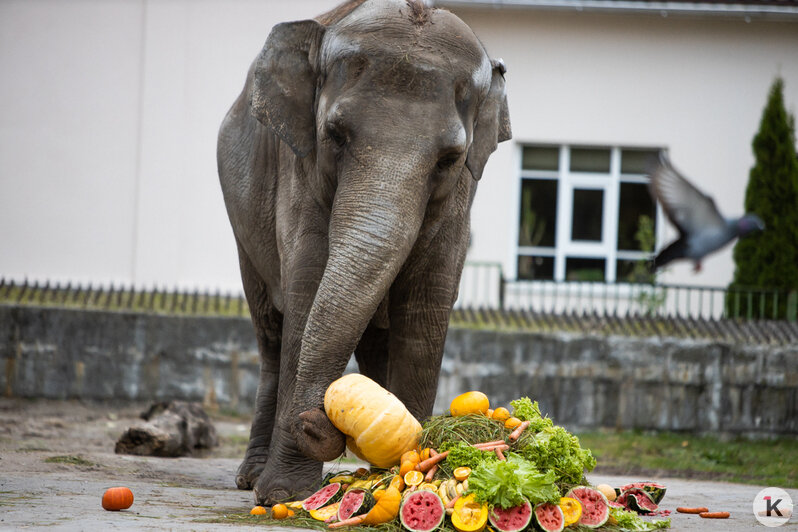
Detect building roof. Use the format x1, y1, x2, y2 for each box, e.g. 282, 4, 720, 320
434, 0, 798, 18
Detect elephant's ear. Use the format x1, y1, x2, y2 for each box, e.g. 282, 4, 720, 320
466, 59, 512, 181
250, 20, 326, 158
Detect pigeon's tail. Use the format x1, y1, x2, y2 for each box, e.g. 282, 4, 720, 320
652, 239, 686, 271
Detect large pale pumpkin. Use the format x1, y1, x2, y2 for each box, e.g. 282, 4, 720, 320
324, 374, 422, 467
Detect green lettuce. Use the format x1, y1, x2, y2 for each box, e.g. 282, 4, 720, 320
467, 453, 560, 509
510, 397, 554, 432
519, 425, 596, 485
440, 441, 497, 470
609, 506, 671, 530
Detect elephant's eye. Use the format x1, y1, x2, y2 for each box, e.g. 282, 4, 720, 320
326, 124, 347, 148
436, 151, 462, 171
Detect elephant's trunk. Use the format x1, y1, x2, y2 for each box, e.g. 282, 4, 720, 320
292, 152, 429, 459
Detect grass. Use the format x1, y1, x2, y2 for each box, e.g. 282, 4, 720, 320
43, 455, 97, 467
577, 429, 798, 488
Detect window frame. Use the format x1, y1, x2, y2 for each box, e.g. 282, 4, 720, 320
516, 144, 660, 283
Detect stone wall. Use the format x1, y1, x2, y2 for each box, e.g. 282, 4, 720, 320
2, 305, 796, 435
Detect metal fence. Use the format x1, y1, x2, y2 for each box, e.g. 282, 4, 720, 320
455, 262, 798, 321
2, 263, 797, 322
0, 278, 250, 317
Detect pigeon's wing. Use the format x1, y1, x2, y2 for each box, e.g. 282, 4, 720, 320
649, 153, 726, 236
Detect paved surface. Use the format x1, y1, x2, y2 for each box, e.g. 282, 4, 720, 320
0, 399, 795, 531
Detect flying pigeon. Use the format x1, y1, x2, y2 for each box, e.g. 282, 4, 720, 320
648, 152, 764, 272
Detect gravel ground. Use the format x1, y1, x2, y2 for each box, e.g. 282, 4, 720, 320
1, 398, 795, 531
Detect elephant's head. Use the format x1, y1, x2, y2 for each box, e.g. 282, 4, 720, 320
250, 0, 510, 460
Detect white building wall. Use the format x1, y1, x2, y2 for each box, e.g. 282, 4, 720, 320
0, 0, 331, 292
457, 7, 798, 287
1, 1, 797, 292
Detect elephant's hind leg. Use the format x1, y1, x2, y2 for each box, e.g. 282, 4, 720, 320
236, 243, 283, 490
354, 323, 389, 388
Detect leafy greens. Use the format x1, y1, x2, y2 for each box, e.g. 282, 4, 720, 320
467, 453, 560, 509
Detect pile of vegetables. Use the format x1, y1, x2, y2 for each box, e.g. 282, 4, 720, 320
254, 379, 670, 531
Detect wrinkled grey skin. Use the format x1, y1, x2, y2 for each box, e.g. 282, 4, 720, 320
217, 0, 510, 504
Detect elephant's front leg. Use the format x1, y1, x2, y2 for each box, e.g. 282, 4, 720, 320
252, 245, 346, 505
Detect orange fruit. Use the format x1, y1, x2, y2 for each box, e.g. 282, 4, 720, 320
450, 391, 490, 417
559, 497, 582, 527
250, 505, 267, 516
485, 409, 494, 418
399, 460, 417, 477
271, 503, 289, 519
491, 407, 511, 422
389, 474, 405, 492
401, 449, 420, 465
453, 466, 472, 481
287, 509, 295, 517
404, 470, 424, 487
419, 447, 432, 461
504, 417, 522, 429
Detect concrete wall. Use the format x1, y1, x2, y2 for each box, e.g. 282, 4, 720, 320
3, 305, 795, 435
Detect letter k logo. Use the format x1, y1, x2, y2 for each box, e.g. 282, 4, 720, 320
765, 496, 783, 517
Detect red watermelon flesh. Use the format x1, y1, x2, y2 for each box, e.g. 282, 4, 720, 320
618, 482, 667, 504
565, 486, 609, 528
399, 490, 445, 532
622, 488, 658, 514
489, 498, 533, 532
533, 502, 564, 532
337, 489, 374, 521
303, 483, 342, 511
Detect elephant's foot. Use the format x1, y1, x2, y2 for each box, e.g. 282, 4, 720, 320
295, 408, 346, 462
235, 447, 270, 489
252, 456, 323, 505
236, 456, 267, 490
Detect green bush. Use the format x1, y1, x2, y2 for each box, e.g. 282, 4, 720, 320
727, 77, 798, 319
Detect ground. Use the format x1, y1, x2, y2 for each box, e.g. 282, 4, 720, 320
0, 398, 794, 531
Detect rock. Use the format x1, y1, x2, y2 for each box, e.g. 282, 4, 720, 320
114, 401, 218, 457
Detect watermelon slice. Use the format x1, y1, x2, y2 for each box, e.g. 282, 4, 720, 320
565, 486, 609, 528
303, 482, 343, 511
533, 502, 564, 532
616, 482, 667, 504
488, 498, 533, 532
399, 489, 445, 532
618, 488, 658, 514
337, 489, 375, 521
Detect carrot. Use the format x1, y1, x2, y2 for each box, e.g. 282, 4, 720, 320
446, 493, 460, 509
508, 420, 530, 441
415, 451, 449, 472
473, 440, 507, 449
328, 515, 367, 528
699, 511, 730, 519
676, 507, 709, 514
425, 464, 438, 481
495, 447, 506, 461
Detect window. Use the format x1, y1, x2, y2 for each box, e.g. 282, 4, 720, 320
517, 145, 660, 282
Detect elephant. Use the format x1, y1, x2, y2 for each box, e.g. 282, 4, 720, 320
217, 0, 511, 504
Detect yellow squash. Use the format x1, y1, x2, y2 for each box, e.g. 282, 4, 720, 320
324, 374, 422, 468
451, 494, 488, 532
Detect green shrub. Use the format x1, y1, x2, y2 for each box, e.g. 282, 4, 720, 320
727, 77, 798, 319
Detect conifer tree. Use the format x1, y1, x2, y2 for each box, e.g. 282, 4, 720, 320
728, 77, 798, 319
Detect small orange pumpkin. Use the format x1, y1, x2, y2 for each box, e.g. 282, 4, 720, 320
101, 486, 134, 511
363, 486, 402, 525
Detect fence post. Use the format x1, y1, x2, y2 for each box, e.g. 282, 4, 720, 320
788, 291, 798, 322
498, 266, 505, 310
